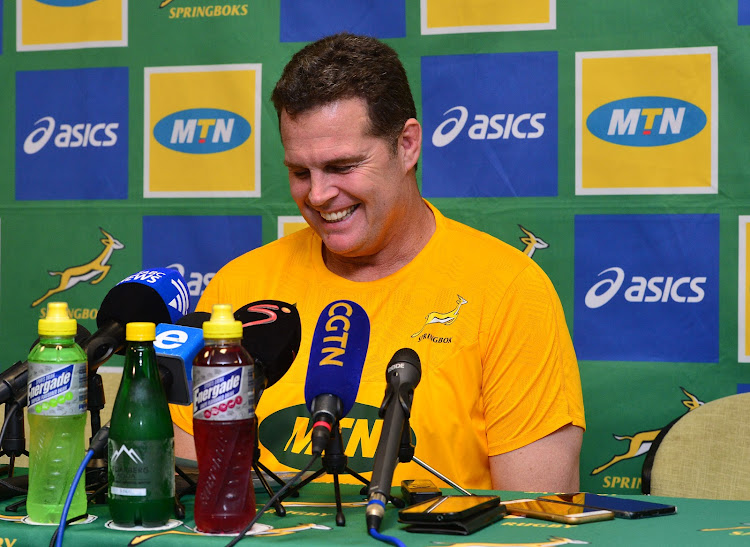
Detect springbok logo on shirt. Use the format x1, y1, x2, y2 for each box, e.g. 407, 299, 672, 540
411, 295, 468, 339
591, 387, 704, 475
31, 227, 125, 308
518, 225, 549, 259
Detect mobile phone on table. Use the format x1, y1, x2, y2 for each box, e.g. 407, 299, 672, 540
503, 498, 614, 524
398, 495, 501, 523
537, 492, 676, 519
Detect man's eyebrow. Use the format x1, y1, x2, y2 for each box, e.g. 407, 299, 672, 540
283, 155, 365, 168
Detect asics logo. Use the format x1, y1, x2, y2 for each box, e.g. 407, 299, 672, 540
585, 267, 707, 309
24, 116, 119, 154
431, 106, 546, 147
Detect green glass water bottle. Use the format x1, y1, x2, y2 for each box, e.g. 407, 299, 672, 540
108, 322, 174, 527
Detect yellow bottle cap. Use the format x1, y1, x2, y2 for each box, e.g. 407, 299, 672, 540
126, 322, 156, 342
38, 302, 77, 336
203, 303, 242, 340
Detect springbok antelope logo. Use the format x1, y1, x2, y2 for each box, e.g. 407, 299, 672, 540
31, 227, 125, 308
591, 387, 704, 475
158, 0, 175, 7
127, 523, 331, 545
440, 538, 588, 547
411, 295, 468, 338
518, 224, 549, 259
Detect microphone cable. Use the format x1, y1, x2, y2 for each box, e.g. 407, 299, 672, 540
369, 526, 407, 547
223, 451, 320, 547
50, 423, 109, 547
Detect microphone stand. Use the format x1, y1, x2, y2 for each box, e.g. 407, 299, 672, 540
279, 422, 373, 526
85, 372, 109, 504
83, 332, 120, 504
397, 419, 472, 496
0, 393, 31, 504
252, 421, 291, 516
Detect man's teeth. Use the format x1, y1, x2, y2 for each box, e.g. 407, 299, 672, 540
321, 206, 356, 222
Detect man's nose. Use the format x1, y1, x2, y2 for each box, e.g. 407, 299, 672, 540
307, 171, 338, 206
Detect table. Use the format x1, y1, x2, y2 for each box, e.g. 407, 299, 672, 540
0, 483, 748, 546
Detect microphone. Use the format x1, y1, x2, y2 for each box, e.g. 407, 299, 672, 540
366, 348, 422, 532
234, 300, 301, 402
304, 300, 370, 455
83, 268, 190, 372
155, 313, 207, 405
0, 323, 92, 407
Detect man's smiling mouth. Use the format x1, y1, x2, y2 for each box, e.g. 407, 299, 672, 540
320, 204, 358, 223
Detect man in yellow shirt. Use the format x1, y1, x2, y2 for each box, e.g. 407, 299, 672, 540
172, 32, 584, 491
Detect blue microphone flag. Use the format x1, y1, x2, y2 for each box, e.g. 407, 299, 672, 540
304, 300, 370, 417
155, 322, 204, 405
115, 268, 190, 323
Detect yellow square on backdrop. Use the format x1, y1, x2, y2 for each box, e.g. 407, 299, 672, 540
144, 65, 261, 198
576, 47, 717, 195
18, 0, 126, 51
277, 216, 309, 239
422, 0, 554, 33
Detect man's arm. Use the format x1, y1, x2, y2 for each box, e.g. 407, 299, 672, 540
489, 423, 583, 492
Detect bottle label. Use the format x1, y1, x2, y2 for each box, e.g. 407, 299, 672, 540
193, 366, 254, 422
109, 438, 175, 498
27, 361, 87, 416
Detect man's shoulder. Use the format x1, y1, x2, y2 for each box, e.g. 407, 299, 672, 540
440, 214, 531, 265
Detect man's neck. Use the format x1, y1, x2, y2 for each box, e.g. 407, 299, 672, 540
322, 200, 436, 282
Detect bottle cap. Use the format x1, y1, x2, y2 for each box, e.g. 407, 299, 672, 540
126, 322, 156, 341
38, 302, 77, 336
203, 303, 242, 340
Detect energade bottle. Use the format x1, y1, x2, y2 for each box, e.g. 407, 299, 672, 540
193, 303, 256, 533
26, 302, 88, 523
108, 322, 174, 527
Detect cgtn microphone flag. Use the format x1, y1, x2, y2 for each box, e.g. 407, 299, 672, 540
304, 300, 370, 417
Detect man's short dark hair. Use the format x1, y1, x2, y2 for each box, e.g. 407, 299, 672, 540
271, 32, 417, 151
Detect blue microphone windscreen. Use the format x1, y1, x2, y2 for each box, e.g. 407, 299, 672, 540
107, 268, 190, 324
304, 300, 370, 417
155, 322, 204, 405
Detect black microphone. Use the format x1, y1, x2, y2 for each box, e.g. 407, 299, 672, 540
82, 268, 189, 373
0, 323, 92, 407
304, 300, 370, 455
366, 348, 422, 532
234, 300, 301, 402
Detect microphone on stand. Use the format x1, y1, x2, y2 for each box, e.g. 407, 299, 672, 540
304, 300, 369, 456
155, 314, 207, 405
277, 300, 369, 526
82, 267, 190, 373
366, 348, 422, 532
234, 300, 301, 402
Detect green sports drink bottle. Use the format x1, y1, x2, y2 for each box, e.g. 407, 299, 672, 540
26, 301, 88, 524
108, 322, 175, 527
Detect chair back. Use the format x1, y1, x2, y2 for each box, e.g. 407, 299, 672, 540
642, 392, 750, 500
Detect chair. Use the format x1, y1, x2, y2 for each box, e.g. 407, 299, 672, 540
641, 392, 750, 500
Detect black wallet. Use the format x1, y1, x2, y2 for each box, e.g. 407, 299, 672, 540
402, 504, 506, 535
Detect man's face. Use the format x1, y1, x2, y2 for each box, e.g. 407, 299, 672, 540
281, 98, 415, 262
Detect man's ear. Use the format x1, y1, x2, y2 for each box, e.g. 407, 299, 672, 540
399, 118, 422, 171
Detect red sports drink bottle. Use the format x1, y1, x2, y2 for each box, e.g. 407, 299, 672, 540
192, 304, 257, 533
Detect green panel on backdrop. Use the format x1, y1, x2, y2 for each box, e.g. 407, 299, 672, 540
0, 211, 141, 367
